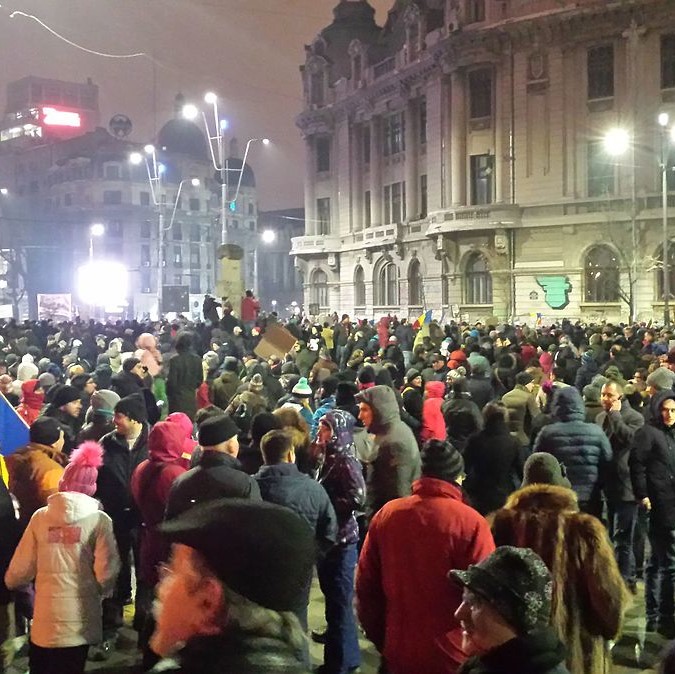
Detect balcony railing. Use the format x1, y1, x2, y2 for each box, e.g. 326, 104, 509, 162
426, 204, 522, 234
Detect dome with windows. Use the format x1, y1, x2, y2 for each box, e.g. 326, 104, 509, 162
157, 118, 209, 161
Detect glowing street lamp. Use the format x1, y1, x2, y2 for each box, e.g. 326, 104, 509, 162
89, 223, 105, 261
603, 128, 630, 157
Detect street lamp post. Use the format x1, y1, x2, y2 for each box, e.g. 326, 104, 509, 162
254, 228, 276, 298
130, 145, 165, 317
659, 112, 675, 329
89, 223, 104, 262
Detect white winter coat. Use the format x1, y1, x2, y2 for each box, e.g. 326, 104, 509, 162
4, 491, 120, 648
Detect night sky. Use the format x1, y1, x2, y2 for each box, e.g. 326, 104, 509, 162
0, 0, 392, 210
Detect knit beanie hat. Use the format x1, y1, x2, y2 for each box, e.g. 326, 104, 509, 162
203, 351, 220, 372
405, 368, 421, 383
223, 357, 239, 373
292, 377, 312, 397
38, 372, 56, 391
198, 414, 240, 446
114, 393, 147, 423
420, 439, 464, 482
522, 452, 572, 489
51, 384, 81, 408
90, 389, 121, 418
251, 412, 283, 445
582, 384, 601, 403
59, 441, 103, 496
17, 355, 39, 382
29, 417, 62, 446
647, 367, 675, 391
122, 357, 141, 373
249, 373, 264, 393
321, 376, 339, 398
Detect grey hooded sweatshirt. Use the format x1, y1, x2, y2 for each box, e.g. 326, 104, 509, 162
355, 385, 421, 519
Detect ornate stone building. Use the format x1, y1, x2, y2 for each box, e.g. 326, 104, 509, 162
292, 0, 675, 324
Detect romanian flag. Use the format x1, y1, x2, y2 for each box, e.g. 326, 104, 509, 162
412, 309, 433, 330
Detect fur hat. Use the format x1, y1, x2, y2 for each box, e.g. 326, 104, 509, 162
51, 384, 81, 408
248, 373, 264, 393
203, 351, 220, 372
59, 441, 104, 496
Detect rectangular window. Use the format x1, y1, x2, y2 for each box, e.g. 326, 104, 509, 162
248, 202, 255, 215
174, 274, 182, 285
383, 112, 405, 157
104, 164, 120, 180
467, 0, 486, 23
140, 191, 150, 207
103, 190, 122, 205
172, 221, 182, 241
310, 72, 324, 106
468, 69, 492, 119
141, 271, 152, 294
419, 96, 427, 145
190, 223, 200, 241
587, 45, 614, 100
107, 220, 123, 237
470, 154, 494, 205
420, 174, 428, 218
141, 219, 151, 238
662, 34, 675, 90
141, 244, 151, 265
364, 190, 371, 228
174, 245, 182, 266
383, 182, 406, 223
316, 137, 330, 172
190, 274, 200, 294
363, 125, 371, 164
189, 198, 200, 212
316, 198, 331, 235
587, 141, 614, 197
190, 244, 200, 267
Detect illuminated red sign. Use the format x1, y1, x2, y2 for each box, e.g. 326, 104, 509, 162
42, 107, 81, 128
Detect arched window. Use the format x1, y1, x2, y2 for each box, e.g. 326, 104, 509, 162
656, 242, 675, 300
375, 260, 399, 306
354, 266, 366, 307
408, 259, 423, 306
311, 269, 328, 307
584, 245, 620, 302
465, 252, 492, 304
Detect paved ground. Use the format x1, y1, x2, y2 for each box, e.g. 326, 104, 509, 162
3, 580, 668, 673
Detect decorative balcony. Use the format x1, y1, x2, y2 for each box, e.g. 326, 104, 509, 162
290, 234, 341, 256
426, 204, 522, 235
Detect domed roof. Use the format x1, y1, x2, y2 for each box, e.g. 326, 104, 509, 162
224, 157, 255, 189
157, 118, 209, 161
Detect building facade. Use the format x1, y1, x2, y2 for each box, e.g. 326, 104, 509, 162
292, 0, 675, 325
0, 83, 261, 319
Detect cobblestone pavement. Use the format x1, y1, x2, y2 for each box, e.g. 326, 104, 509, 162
3, 580, 667, 673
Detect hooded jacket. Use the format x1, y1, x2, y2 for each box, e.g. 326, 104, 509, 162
166, 412, 198, 469
355, 386, 421, 519
131, 421, 187, 585
316, 410, 366, 545
630, 390, 675, 528
16, 379, 44, 425
420, 381, 446, 442
5, 491, 120, 648
135, 332, 163, 378
532, 388, 612, 503
211, 370, 241, 409
6, 442, 67, 528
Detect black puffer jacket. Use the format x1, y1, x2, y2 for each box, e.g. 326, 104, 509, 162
151, 632, 310, 674
630, 390, 675, 529
166, 451, 261, 519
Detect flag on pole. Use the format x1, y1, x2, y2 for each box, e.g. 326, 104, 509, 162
412, 309, 433, 330
0, 393, 29, 455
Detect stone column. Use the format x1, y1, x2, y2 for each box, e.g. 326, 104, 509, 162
370, 117, 382, 226
450, 70, 467, 206
405, 101, 418, 219
304, 136, 316, 235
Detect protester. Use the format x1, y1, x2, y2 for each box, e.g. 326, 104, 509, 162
165, 332, 203, 421
5, 442, 120, 674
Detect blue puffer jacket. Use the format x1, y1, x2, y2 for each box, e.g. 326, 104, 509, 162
533, 387, 612, 502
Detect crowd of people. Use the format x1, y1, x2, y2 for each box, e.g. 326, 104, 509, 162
3, 304, 675, 673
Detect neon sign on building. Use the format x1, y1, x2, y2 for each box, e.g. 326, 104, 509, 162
42, 107, 81, 128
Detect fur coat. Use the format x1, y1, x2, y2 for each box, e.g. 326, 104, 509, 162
489, 484, 628, 674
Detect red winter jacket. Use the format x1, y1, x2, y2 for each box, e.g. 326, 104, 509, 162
356, 478, 495, 674
131, 421, 187, 585
17, 380, 44, 426
420, 381, 446, 443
